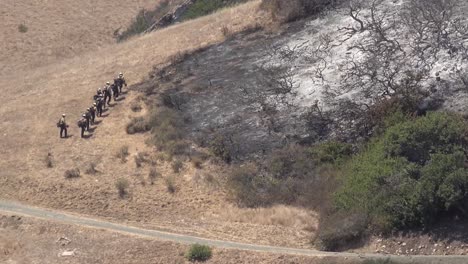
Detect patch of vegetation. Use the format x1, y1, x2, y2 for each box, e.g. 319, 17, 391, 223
227, 143, 351, 207
335, 112, 468, 231
64, 168, 80, 179
260, 0, 334, 23
148, 168, 159, 185
45, 152, 54, 168
190, 152, 208, 169
134, 152, 150, 168
180, 0, 249, 21
18, 23, 28, 33
165, 176, 176, 193
115, 178, 130, 198
147, 107, 189, 157
116, 0, 171, 42
126, 117, 150, 134
314, 210, 368, 251
130, 101, 143, 112
85, 161, 99, 174
172, 159, 184, 173
186, 244, 212, 262
116, 146, 130, 163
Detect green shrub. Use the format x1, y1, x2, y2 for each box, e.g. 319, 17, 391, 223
64, 168, 80, 179
210, 133, 233, 163
126, 117, 150, 134
116, 146, 130, 163
115, 178, 130, 198
172, 159, 184, 173
186, 244, 212, 262
268, 144, 315, 179
45, 152, 54, 168
148, 168, 159, 185
336, 112, 468, 231
165, 176, 176, 193
147, 107, 189, 156
312, 141, 353, 165
180, 0, 249, 21
18, 23, 28, 33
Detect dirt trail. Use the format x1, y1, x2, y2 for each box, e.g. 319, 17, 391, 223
0, 200, 467, 264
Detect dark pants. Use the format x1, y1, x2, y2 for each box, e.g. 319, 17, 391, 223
60, 126, 67, 138
85, 118, 90, 131
81, 126, 85, 138
91, 112, 95, 124
106, 92, 111, 105
113, 89, 119, 100
97, 105, 102, 116
118, 84, 122, 93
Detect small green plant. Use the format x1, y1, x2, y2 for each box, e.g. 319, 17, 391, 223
45, 152, 54, 168
165, 176, 176, 193
130, 101, 143, 112
115, 178, 130, 198
186, 244, 212, 262
64, 168, 80, 179
18, 23, 28, 33
172, 159, 184, 173
180, 0, 249, 21
116, 146, 130, 163
126, 117, 150, 134
148, 168, 159, 185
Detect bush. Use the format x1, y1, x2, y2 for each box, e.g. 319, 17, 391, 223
85, 162, 98, 174
172, 159, 184, 173
45, 152, 54, 168
18, 23, 28, 33
180, 0, 249, 21
210, 133, 233, 163
226, 164, 273, 207
64, 168, 80, 179
116, 146, 130, 163
130, 101, 143, 112
315, 211, 368, 251
135, 152, 150, 168
165, 176, 176, 193
335, 112, 468, 231
190, 152, 209, 169
115, 178, 130, 198
126, 117, 150, 134
186, 244, 212, 262
260, 0, 334, 23
312, 141, 353, 165
148, 168, 159, 185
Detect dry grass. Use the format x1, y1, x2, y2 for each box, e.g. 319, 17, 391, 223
221, 205, 318, 230
1, 0, 159, 75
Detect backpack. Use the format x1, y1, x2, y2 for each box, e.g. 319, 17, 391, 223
77, 119, 85, 128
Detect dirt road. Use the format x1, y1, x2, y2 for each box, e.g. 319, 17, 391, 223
0, 200, 467, 263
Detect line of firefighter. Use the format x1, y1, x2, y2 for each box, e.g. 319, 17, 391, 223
57, 72, 127, 138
